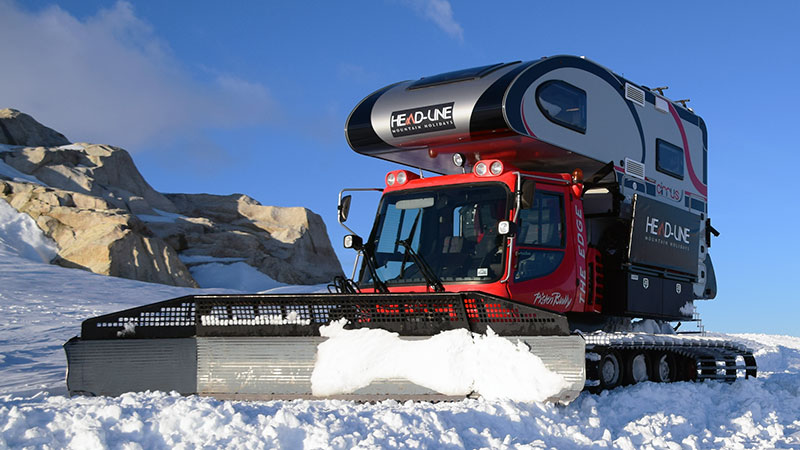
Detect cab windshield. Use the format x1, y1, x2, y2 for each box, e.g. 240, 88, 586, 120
361, 183, 510, 286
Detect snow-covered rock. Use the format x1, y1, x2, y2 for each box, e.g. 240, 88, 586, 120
0, 181, 197, 287
0, 109, 343, 288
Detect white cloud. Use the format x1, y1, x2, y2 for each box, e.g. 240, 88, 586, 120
406, 0, 464, 41
0, 1, 275, 150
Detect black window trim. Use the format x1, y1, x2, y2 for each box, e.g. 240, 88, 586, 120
655, 138, 685, 180
535, 80, 587, 134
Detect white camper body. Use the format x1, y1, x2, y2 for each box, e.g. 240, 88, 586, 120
346, 55, 709, 216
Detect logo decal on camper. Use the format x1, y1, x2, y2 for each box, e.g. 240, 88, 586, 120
656, 181, 683, 202
390, 102, 455, 137
644, 215, 691, 251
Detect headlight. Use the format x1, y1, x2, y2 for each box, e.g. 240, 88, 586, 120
490, 161, 503, 175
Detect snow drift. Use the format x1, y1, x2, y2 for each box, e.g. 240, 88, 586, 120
312, 320, 568, 402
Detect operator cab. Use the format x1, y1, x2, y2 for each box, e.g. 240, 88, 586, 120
345, 164, 586, 313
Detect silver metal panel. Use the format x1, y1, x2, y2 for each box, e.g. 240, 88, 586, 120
197, 337, 317, 395
196, 337, 438, 396
516, 335, 586, 403
197, 335, 585, 403
64, 338, 197, 396
370, 65, 518, 148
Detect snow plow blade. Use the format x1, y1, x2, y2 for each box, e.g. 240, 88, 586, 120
64, 292, 586, 403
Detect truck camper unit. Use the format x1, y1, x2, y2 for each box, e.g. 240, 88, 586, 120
346, 55, 715, 323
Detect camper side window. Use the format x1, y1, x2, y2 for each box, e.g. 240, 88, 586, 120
536, 81, 587, 133
656, 139, 684, 180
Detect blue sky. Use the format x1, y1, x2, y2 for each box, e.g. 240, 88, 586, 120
1, 0, 798, 334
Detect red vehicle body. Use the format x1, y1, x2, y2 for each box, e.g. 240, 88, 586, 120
370, 166, 603, 317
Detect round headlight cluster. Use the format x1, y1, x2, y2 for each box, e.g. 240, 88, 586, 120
473, 160, 505, 177
386, 170, 412, 187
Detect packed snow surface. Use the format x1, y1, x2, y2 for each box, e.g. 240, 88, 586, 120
312, 320, 568, 402
1, 203, 800, 448
189, 261, 287, 292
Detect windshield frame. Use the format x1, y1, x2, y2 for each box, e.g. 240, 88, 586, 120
358, 181, 514, 288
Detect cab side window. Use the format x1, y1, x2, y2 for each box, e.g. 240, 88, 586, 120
515, 191, 566, 282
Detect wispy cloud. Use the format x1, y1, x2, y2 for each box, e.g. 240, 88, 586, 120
0, 1, 275, 150
405, 0, 464, 41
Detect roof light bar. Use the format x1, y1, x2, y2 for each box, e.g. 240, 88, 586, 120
385, 170, 420, 187
473, 159, 504, 177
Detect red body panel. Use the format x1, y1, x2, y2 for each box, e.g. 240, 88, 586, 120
369, 167, 599, 316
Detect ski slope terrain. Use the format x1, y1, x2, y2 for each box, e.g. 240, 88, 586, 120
1, 198, 799, 449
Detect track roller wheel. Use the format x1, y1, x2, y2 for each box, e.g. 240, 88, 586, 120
597, 350, 622, 390
650, 351, 676, 383
624, 351, 650, 384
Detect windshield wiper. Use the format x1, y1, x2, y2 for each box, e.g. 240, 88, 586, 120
362, 242, 389, 293
396, 239, 445, 292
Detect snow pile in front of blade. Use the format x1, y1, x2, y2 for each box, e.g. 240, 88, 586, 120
0, 198, 57, 263
311, 319, 569, 402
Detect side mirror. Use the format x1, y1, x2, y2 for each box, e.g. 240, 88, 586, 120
343, 234, 363, 251
338, 195, 352, 223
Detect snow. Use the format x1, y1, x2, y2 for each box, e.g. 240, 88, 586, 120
55, 143, 86, 151
179, 254, 247, 264
1, 200, 800, 448
0, 198, 58, 263
136, 208, 188, 223
0, 158, 44, 185
189, 261, 288, 292
312, 320, 568, 402
200, 310, 312, 326
630, 319, 676, 334
679, 301, 696, 316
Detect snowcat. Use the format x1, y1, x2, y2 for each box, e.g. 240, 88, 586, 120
64, 55, 756, 403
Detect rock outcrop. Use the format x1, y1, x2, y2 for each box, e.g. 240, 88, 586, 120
0, 109, 343, 288
0, 180, 197, 287
1, 144, 176, 214
0, 109, 70, 147
158, 194, 341, 285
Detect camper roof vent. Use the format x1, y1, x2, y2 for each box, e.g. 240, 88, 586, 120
625, 158, 645, 180
625, 83, 645, 107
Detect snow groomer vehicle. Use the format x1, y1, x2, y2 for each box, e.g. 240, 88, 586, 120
65, 55, 756, 403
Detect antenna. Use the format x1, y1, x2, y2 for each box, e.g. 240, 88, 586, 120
651, 86, 669, 95
674, 99, 691, 108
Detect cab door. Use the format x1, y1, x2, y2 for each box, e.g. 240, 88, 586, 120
507, 185, 580, 313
